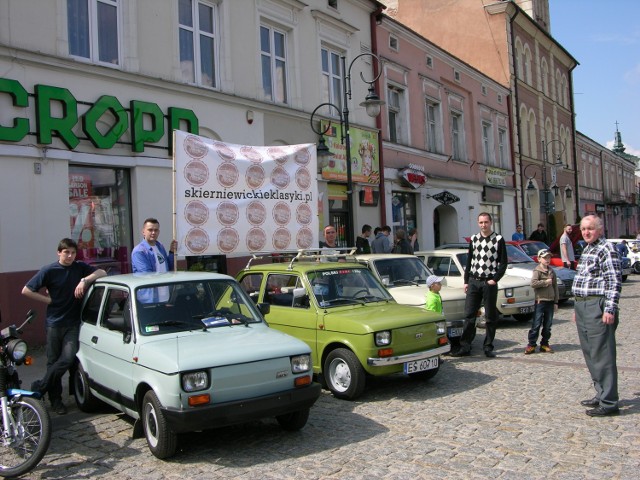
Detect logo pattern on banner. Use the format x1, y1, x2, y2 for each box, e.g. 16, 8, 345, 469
175, 131, 319, 255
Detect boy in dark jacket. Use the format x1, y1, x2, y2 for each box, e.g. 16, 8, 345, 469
525, 249, 559, 354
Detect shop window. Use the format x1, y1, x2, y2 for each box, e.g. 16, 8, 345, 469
391, 192, 417, 235
69, 166, 132, 274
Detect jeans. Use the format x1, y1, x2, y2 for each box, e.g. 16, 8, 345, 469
528, 301, 554, 346
459, 278, 498, 353
42, 324, 80, 404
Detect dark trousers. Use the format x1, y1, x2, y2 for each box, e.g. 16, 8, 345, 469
574, 297, 619, 408
459, 278, 498, 353
528, 301, 554, 346
42, 324, 80, 404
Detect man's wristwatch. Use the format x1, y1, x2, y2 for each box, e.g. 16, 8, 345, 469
80, 278, 86, 283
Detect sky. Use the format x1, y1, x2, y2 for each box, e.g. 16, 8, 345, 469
549, 0, 640, 157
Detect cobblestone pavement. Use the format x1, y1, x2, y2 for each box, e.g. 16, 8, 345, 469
19, 278, 640, 479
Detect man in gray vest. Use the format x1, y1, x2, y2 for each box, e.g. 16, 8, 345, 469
452, 212, 507, 358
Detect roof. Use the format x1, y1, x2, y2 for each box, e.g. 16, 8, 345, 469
94, 271, 234, 288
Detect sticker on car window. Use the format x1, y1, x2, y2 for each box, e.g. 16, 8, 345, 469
145, 325, 160, 333
202, 316, 230, 327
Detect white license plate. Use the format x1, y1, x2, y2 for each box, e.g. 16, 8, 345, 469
448, 327, 463, 338
519, 306, 534, 314
404, 357, 439, 374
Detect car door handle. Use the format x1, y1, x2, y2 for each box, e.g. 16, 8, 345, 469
91, 336, 98, 344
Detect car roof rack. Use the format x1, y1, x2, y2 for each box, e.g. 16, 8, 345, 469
244, 248, 357, 270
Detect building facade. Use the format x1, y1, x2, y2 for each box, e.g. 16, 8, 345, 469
0, 0, 383, 344
375, 15, 513, 247
386, 0, 578, 242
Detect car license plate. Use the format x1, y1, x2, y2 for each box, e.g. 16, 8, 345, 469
519, 306, 534, 314
404, 357, 439, 374
448, 327, 463, 338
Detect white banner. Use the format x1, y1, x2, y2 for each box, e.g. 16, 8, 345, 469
174, 130, 319, 256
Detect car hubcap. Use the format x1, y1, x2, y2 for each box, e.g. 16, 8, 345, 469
329, 359, 351, 392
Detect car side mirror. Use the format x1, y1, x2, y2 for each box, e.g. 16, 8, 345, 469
257, 303, 270, 316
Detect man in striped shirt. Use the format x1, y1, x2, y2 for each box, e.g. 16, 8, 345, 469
573, 215, 622, 417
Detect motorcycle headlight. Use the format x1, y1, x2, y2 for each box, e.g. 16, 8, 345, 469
181, 371, 209, 392
7, 339, 27, 362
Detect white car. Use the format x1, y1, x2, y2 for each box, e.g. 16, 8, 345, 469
416, 249, 536, 321
605, 239, 636, 278
355, 254, 469, 345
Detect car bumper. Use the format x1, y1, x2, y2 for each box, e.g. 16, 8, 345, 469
161, 383, 322, 433
367, 344, 451, 366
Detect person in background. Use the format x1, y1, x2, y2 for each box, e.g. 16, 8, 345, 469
319, 224, 338, 248
525, 249, 558, 354
573, 215, 621, 417
22, 238, 107, 414
394, 229, 413, 254
131, 218, 178, 273
371, 225, 393, 253
452, 212, 507, 358
615, 239, 628, 259
409, 228, 420, 252
559, 224, 576, 269
512, 224, 525, 241
529, 223, 549, 244
355, 224, 372, 254
425, 275, 444, 314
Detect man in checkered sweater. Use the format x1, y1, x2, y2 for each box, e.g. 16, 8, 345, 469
452, 212, 507, 357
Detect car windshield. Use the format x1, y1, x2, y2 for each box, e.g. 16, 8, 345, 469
518, 241, 549, 257
506, 245, 536, 263
135, 280, 262, 335
307, 267, 392, 307
371, 257, 432, 287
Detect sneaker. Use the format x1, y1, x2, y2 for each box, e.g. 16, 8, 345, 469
539, 345, 554, 353
51, 400, 67, 415
524, 345, 536, 355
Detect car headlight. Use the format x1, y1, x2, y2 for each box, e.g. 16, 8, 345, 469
436, 322, 446, 335
504, 288, 514, 298
375, 330, 391, 346
291, 354, 311, 373
6, 339, 27, 362
182, 371, 209, 392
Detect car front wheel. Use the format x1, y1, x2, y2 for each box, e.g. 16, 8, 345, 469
323, 348, 366, 400
634, 262, 640, 274
276, 409, 310, 431
141, 390, 177, 459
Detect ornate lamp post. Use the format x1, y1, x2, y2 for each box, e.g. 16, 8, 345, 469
524, 139, 567, 229
310, 53, 384, 247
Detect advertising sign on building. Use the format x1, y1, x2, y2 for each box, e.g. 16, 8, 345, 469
174, 130, 319, 256
485, 167, 508, 187
320, 121, 380, 185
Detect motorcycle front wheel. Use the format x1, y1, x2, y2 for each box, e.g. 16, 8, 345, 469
0, 396, 51, 478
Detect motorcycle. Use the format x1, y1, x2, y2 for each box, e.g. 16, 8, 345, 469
0, 310, 51, 478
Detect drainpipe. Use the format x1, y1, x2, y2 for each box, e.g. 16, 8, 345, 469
371, 7, 387, 226
568, 63, 580, 219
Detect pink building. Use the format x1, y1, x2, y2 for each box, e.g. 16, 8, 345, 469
375, 14, 513, 247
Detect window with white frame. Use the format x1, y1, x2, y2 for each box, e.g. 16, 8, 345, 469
260, 24, 288, 104
179, 0, 218, 88
498, 128, 508, 168
67, 0, 120, 65
321, 46, 343, 115
387, 85, 406, 144
450, 111, 464, 160
482, 122, 494, 165
425, 100, 441, 153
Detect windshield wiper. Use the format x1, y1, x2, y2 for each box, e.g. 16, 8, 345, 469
392, 279, 419, 286
145, 320, 194, 328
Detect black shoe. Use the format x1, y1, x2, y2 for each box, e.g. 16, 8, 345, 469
484, 350, 497, 358
580, 397, 599, 407
586, 406, 619, 417
450, 349, 471, 357
30, 380, 45, 395
51, 400, 67, 415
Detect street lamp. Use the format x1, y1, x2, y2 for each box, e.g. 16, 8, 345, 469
523, 139, 567, 225
310, 53, 384, 247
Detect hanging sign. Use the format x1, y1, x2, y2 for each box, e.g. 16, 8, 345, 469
431, 191, 460, 205
399, 167, 427, 189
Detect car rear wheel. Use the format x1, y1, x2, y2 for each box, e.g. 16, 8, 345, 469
73, 363, 101, 412
323, 348, 366, 400
513, 313, 534, 322
276, 409, 310, 431
141, 390, 177, 459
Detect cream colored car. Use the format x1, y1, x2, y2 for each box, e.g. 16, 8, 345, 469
416, 249, 535, 321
